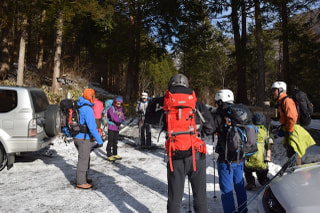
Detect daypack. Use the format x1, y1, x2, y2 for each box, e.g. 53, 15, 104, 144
145, 96, 165, 127
225, 104, 258, 163
245, 125, 269, 170
102, 99, 114, 126
293, 90, 313, 126
281, 90, 313, 126
163, 90, 206, 172
60, 99, 88, 137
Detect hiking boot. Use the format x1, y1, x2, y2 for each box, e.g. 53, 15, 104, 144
259, 177, 270, 186
113, 155, 122, 160
107, 156, 115, 161
76, 183, 92, 189
245, 183, 256, 190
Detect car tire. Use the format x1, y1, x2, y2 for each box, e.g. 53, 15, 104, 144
0, 144, 7, 171
45, 104, 61, 137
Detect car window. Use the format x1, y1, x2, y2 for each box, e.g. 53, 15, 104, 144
30, 90, 49, 113
0, 89, 18, 113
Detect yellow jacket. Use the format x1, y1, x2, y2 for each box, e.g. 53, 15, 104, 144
283, 124, 315, 157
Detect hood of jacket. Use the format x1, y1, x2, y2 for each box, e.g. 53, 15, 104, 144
78, 96, 94, 107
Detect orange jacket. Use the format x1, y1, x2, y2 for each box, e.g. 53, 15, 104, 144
278, 93, 298, 132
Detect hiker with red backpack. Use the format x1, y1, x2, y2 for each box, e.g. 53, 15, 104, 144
162, 74, 214, 213
211, 89, 248, 213
74, 88, 103, 189
106, 96, 125, 162
272, 81, 315, 165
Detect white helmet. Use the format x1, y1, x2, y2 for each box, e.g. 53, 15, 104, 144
215, 89, 234, 104
141, 92, 148, 99
272, 81, 287, 93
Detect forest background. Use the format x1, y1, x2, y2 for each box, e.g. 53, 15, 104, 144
1, 0, 320, 112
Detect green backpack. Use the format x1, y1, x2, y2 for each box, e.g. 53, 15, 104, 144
245, 125, 269, 170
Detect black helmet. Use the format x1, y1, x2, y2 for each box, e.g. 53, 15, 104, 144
169, 74, 189, 88
253, 112, 266, 125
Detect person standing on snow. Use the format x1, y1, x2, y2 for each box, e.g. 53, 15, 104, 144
272, 81, 315, 165
164, 74, 214, 213
135, 92, 152, 148
74, 88, 103, 189
244, 112, 273, 190
211, 89, 248, 213
106, 96, 125, 161
92, 97, 104, 136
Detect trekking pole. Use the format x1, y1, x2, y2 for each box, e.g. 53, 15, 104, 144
187, 178, 192, 213
213, 133, 217, 199
213, 151, 217, 200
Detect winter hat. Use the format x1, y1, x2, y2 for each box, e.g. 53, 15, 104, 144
141, 92, 148, 99
83, 88, 95, 104
115, 96, 123, 103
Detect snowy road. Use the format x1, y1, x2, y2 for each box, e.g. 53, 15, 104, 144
1, 119, 320, 212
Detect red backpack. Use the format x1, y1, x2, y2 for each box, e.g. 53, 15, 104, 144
163, 90, 206, 172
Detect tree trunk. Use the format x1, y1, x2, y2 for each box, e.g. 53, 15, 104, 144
37, 9, 46, 72
231, 0, 248, 104
17, 15, 28, 86
281, 0, 289, 84
125, 1, 140, 103
0, 0, 10, 80
254, 0, 265, 107
52, 12, 63, 94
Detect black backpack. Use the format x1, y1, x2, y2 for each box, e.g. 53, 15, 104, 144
60, 99, 88, 137
293, 90, 313, 126
281, 90, 313, 126
224, 103, 258, 162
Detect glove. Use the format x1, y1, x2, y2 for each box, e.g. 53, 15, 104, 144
119, 124, 125, 130
278, 129, 284, 137
91, 142, 103, 150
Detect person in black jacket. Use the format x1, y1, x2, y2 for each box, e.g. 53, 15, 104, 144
146, 74, 214, 213
211, 89, 248, 213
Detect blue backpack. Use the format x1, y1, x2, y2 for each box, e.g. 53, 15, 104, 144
102, 99, 114, 125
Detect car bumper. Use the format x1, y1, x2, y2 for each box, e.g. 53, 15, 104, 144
5, 136, 55, 153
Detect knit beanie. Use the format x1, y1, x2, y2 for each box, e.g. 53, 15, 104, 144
83, 88, 95, 104
115, 96, 123, 103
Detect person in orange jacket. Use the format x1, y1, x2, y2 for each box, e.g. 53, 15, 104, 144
272, 81, 300, 164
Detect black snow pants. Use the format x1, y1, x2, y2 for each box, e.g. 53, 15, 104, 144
167, 153, 208, 213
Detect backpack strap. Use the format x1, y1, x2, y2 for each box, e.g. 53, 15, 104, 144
107, 106, 117, 125
280, 96, 289, 113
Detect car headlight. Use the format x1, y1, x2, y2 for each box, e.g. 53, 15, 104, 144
262, 186, 286, 213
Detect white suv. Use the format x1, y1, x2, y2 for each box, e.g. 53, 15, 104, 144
0, 86, 61, 171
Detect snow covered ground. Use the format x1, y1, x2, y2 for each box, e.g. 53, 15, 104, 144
1, 117, 320, 213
